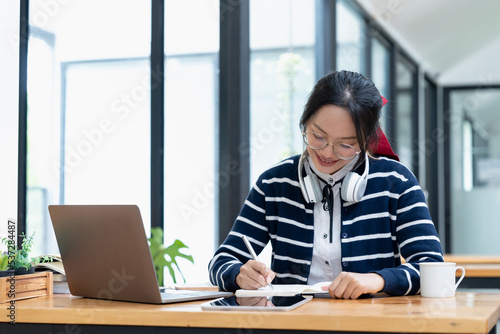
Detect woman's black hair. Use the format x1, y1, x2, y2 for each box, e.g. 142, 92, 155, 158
300, 70, 382, 153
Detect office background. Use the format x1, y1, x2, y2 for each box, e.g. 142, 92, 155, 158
1, 0, 500, 285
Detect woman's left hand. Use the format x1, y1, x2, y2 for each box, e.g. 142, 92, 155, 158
324, 272, 385, 299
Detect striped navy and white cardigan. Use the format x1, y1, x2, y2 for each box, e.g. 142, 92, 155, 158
208, 154, 443, 296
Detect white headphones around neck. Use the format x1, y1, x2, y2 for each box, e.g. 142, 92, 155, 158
298, 150, 369, 204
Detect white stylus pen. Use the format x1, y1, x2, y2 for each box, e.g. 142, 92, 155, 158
241, 235, 273, 290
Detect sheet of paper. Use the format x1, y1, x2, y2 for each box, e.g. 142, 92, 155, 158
235, 282, 330, 297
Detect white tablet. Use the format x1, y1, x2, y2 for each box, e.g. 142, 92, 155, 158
201, 294, 312, 311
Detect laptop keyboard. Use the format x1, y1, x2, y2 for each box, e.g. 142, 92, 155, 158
160, 289, 211, 299
161, 292, 196, 299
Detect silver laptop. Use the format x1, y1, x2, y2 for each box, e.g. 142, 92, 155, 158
48, 204, 232, 304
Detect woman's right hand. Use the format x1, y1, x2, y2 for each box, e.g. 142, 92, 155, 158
236, 260, 275, 290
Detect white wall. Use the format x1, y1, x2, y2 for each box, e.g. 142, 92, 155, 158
0, 1, 20, 243
439, 34, 500, 86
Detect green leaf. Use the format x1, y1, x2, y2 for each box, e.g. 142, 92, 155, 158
0, 254, 9, 271
148, 227, 194, 285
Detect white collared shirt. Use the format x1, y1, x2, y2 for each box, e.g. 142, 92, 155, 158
305, 155, 359, 285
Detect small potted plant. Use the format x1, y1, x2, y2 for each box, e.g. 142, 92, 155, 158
0, 232, 50, 277
148, 227, 194, 286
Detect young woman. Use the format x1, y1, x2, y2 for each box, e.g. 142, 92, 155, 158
208, 70, 443, 299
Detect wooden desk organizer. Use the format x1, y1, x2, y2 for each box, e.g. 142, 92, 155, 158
0, 271, 53, 303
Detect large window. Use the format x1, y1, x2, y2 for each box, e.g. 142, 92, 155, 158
394, 56, 417, 172
249, 0, 315, 264
26, 0, 219, 285
336, 0, 365, 74
0, 1, 20, 239
371, 36, 391, 134
163, 0, 219, 285
448, 88, 500, 254
27, 0, 151, 255
249, 0, 316, 182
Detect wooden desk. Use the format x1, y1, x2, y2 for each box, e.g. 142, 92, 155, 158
2, 292, 500, 334
445, 255, 500, 265
444, 254, 500, 289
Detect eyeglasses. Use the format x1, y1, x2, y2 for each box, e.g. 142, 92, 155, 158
302, 131, 360, 160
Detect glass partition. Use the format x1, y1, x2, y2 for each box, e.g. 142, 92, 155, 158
394, 57, 417, 172
449, 89, 500, 254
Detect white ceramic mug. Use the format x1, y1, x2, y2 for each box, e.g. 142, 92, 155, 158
420, 262, 465, 297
